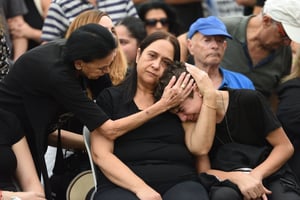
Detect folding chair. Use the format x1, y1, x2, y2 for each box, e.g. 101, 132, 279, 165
66, 126, 97, 200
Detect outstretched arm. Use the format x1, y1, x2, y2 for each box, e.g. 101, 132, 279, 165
93, 72, 193, 140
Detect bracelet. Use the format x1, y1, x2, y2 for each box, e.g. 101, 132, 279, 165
203, 102, 217, 110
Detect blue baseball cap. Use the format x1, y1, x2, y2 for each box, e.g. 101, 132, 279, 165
187, 16, 232, 39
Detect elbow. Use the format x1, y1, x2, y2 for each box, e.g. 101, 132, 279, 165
96, 120, 120, 140
189, 144, 211, 156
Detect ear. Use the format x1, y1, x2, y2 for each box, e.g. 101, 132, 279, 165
136, 48, 141, 63
74, 60, 83, 70
262, 15, 273, 27
187, 39, 194, 56
223, 40, 227, 49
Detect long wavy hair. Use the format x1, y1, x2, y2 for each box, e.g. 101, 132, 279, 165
65, 10, 128, 85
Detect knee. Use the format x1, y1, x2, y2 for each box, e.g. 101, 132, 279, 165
210, 186, 241, 200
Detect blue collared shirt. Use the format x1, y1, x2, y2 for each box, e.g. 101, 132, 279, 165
219, 67, 255, 90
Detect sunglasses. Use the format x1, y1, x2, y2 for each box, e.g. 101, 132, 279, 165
144, 18, 169, 26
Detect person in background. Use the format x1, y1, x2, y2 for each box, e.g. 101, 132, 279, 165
156, 62, 300, 200
0, 17, 10, 81
0, 0, 28, 61
186, 16, 255, 90
219, 0, 300, 104
203, 0, 244, 17
179, 0, 300, 107
277, 48, 300, 182
133, 0, 203, 34
0, 24, 188, 199
65, 10, 128, 87
9, 0, 51, 51
115, 16, 147, 69
93, 31, 209, 200
0, 109, 46, 200
137, 0, 181, 36
236, 0, 265, 16
41, 0, 138, 42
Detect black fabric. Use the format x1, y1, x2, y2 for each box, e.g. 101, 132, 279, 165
0, 109, 24, 190
277, 78, 300, 180
0, 39, 109, 199
95, 85, 200, 194
211, 143, 270, 171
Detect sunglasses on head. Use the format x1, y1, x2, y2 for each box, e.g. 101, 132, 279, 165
144, 18, 169, 26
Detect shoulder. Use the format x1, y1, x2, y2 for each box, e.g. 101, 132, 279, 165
221, 68, 255, 89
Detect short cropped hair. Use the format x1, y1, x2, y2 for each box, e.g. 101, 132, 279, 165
154, 61, 188, 101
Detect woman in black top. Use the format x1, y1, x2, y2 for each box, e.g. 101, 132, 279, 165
0, 24, 189, 199
0, 108, 45, 200
93, 32, 211, 200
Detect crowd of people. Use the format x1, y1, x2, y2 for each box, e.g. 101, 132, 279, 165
1, 0, 300, 200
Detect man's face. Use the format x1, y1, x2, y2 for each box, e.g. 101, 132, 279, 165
188, 33, 227, 67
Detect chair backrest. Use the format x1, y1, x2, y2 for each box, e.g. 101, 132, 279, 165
66, 170, 94, 200
83, 126, 98, 199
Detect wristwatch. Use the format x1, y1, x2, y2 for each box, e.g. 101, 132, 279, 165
10, 197, 21, 200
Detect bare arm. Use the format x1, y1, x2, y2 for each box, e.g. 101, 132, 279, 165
183, 64, 217, 155
205, 128, 292, 199
91, 132, 162, 199
177, 33, 189, 62
48, 129, 85, 150
93, 73, 193, 140
2, 137, 46, 200
7, 15, 28, 61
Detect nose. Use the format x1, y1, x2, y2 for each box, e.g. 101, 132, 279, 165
152, 58, 162, 69
156, 22, 163, 29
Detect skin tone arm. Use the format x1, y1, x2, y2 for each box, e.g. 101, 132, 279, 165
92, 72, 193, 141
202, 127, 293, 200
48, 129, 85, 150
183, 64, 217, 155
7, 16, 28, 61
2, 137, 46, 200
177, 33, 189, 62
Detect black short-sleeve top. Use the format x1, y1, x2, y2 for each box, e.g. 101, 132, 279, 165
212, 89, 281, 149
0, 39, 109, 154
96, 86, 197, 187
0, 109, 24, 190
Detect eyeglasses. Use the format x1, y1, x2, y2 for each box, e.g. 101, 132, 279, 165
275, 22, 290, 41
144, 18, 169, 27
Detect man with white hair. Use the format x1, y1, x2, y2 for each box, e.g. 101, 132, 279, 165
220, 0, 300, 104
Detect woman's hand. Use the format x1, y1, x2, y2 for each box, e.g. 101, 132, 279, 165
159, 71, 194, 110
2, 191, 46, 200
185, 63, 215, 96
230, 172, 271, 200
135, 186, 162, 200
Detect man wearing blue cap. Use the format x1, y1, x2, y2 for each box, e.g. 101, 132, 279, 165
186, 16, 255, 90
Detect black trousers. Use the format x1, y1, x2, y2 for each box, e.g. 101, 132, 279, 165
94, 180, 209, 200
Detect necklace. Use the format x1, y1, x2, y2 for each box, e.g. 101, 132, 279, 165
215, 92, 234, 144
